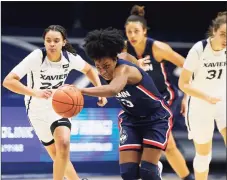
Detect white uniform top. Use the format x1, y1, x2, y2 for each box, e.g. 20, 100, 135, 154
184, 38, 226, 99
11, 49, 86, 114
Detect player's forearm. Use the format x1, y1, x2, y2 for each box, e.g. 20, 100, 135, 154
118, 52, 139, 66
172, 53, 185, 68
179, 83, 209, 101
182, 93, 187, 100
85, 67, 102, 87
81, 85, 117, 97
3, 79, 36, 97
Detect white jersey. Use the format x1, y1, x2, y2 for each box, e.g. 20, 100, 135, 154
184, 38, 226, 98
11, 48, 86, 113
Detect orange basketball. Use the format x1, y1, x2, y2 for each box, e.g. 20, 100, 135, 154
52, 85, 84, 118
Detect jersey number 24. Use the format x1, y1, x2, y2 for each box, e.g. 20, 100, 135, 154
40, 81, 64, 89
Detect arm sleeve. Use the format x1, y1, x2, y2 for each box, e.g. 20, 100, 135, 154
69, 53, 87, 71
183, 42, 202, 72
11, 49, 42, 79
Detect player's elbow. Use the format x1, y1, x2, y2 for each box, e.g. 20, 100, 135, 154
110, 88, 119, 96
2, 77, 12, 89
3, 73, 19, 89
109, 86, 121, 96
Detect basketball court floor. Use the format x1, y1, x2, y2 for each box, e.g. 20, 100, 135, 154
1, 173, 226, 180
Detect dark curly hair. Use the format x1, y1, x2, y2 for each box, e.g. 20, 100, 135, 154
84, 27, 125, 60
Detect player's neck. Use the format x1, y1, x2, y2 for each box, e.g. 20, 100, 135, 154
47, 53, 61, 62
210, 38, 224, 51
134, 38, 147, 55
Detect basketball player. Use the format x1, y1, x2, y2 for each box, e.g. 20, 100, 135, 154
179, 12, 226, 180
79, 27, 173, 180
3, 25, 107, 180
118, 5, 194, 180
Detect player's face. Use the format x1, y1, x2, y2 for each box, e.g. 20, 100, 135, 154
125, 22, 146, 47
44, 30, 66, 55
213, 23, 226, 49
94, 58, 117, 80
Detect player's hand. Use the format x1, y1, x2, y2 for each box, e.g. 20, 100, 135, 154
180, 95, 187, 116
97, 97, 108, 107
138, 55, 151, 71
206, 96, 221, 104
34, 89, 52, 99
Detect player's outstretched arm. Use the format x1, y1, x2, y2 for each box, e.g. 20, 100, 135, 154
80, 65, 129, 97
71, 54, 108, 106
82, 63, 108, 106
81, 62, 102, 87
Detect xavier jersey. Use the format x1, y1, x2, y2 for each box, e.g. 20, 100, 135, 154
184, 39, 226, 98
110, 59, 169, 118
126, 38, 177, 105
11, 48, 86, 113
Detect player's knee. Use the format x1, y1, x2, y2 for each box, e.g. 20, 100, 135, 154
140, 161, 162, 180
56, 139, 70, 158
193, 152, 212, 173
120, 163, 140, 180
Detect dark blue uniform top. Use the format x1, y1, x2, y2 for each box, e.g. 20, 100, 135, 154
103, 59, 169, 118
126, 38, 177, 104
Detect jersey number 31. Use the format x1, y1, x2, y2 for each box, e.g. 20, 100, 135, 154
206, 69, 223, 80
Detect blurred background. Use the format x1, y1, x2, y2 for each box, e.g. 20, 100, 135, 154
1, 1, 226, 179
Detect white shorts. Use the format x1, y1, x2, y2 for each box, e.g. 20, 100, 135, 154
185, 97, 226, 144
27, 106, 71, 146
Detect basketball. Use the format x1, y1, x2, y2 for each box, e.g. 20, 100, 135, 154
52, 85, 84, 118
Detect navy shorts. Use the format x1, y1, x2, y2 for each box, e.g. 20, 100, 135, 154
118, 106, 173, 152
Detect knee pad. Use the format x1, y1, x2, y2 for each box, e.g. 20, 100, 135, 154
193, 152, 212, 173
140, 161, 162, 180
120, 163, 140, 180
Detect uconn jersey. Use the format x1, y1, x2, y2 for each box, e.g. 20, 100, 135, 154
114, 60, 173, 151
114, 59, 171, 118
11, 48, 86, 113
127, 38, 177, 105
184, 39, 226, 98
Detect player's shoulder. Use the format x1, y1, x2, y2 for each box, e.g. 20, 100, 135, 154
30, 48, 43, 57
66, 51, 83, 62
116, 59, 138, 72
25, 49, 43, 64
191, 39, 208, 53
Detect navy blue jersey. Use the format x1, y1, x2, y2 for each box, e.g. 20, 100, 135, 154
103, 59, 170, 118
126, 38, 177, 105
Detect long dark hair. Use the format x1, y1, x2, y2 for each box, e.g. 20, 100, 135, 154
43, 25, 77, 55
